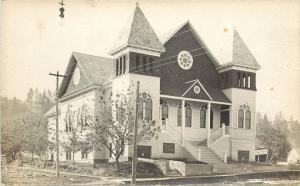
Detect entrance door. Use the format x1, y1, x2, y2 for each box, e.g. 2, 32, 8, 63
137, 145, 152, 159
238, 150, 250, 162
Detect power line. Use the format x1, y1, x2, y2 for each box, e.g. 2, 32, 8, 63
129, 51, 209, 74
127, 46, 207, 72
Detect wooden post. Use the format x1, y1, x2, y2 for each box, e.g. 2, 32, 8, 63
131, 81, 140, 185
49, 71, 67, 178
181, 99, 185, 145
206, 102, 211, 146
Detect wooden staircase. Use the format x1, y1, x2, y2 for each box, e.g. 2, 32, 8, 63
164, 126, 233, 172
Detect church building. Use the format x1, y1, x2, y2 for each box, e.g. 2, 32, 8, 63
45, 3, 261, 168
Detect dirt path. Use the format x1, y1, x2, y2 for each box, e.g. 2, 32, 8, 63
1, 165, 122, 185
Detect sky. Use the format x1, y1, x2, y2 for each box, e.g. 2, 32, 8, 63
0, 0, 299, 120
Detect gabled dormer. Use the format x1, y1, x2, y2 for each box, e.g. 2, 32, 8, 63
108, 3, 165, 77
218, 29, 261, 91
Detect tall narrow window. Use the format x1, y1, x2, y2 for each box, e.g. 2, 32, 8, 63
119, 57, 123, 75
149, 58, 154, 73
160, 99, 168, 120
245, 110, 251, 129
238, 109, 244, 128
200, 109, 206, 128
116, 59, 119, 76
248, 75, 251, 89
143, 56, 147, 72
177, 104, 182, 126
185, 104, 192, 127
145, 98, 153, 120
136, 55, 140, 71
210, 110, 213, 129
137, 97, 144, 120
237, 72, 241, 87
137, 92, 152, 121
123, 56, 126, 74
243, 73, 246, 87
177, 102, 192, 127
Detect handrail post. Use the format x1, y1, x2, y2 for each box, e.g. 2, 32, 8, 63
222, 123, 226, 136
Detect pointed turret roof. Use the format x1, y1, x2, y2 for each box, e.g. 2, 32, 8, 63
109, 3, 165, 55
231, 29, 261, 69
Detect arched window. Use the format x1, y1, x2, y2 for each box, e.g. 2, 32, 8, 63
145, 98, 152, 120
137, 97, 144, 120
177, 102, 192, 127
238, 109, 244, 128
200, 108, 206, 128
237, 72, 241, 87
137, 92, 152, 121
248, 75, 251, 89
160, 99, 168, 120
238, 104, 251, 129
245, 110, 251, 129
186, 104, 192, 127
177, 104, 182, 126
243, 73, 246, 87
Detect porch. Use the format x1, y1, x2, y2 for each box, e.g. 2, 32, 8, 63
158, 94, 232, 163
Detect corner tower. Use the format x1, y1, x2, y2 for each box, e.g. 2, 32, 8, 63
217, 29, 261, 162
109, 3, 165, 77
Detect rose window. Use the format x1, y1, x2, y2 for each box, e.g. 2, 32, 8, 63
177, 51, 193, 70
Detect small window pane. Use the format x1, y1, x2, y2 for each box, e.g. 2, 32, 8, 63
185, 107, 192, 127
238, 109, 244, 128
248, 75, 251, 88
200, 109, 206, 128
162, 104, 168, 119
177, 105, 182, 126
143, 56, 147, 72
145, 98, 152, 120
245, 110, 251, 129
136, 55, 140, 70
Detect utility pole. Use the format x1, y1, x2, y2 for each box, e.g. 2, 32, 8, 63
49, 71, 68, 178
131, 81, 140, 185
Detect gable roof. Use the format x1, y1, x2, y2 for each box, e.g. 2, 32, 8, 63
59, 52, 113, 98
109, 3, 165, 55
163, 21, 220, 67
182, 79, 212, 100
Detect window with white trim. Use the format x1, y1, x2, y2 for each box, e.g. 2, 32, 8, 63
238, 104, 251, 129
177, 102, 192, 127
200, 105, 206, 128
137, 92, 152, 121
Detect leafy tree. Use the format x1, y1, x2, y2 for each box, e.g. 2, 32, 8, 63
256, 112, 291, 163
60, 105, 87, 164
77, 92, 160, 173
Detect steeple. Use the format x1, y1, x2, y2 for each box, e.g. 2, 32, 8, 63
109, 3, 165, 56
232, 29, 261, 69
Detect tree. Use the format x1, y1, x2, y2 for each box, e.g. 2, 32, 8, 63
22, 116, 50, 161
256, 112, 291, 163
60, 105, 87, 164
78, 93, 160, 173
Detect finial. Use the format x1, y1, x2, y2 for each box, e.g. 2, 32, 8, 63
136, 1, 139, 6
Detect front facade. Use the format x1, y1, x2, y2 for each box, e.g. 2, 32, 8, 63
45, 4, 261, 165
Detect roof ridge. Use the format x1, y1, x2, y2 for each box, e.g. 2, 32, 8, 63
72, 52, 112, 61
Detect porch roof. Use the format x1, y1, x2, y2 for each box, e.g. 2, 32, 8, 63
160, 94, 232, 105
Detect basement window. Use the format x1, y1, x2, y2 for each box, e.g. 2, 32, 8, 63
163, 143, 175, 154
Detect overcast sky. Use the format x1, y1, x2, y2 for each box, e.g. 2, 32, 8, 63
0, 0, 299, 120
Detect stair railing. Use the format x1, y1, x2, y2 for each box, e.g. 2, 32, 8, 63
209, 124, 230, 145
165, 124, 200, 161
